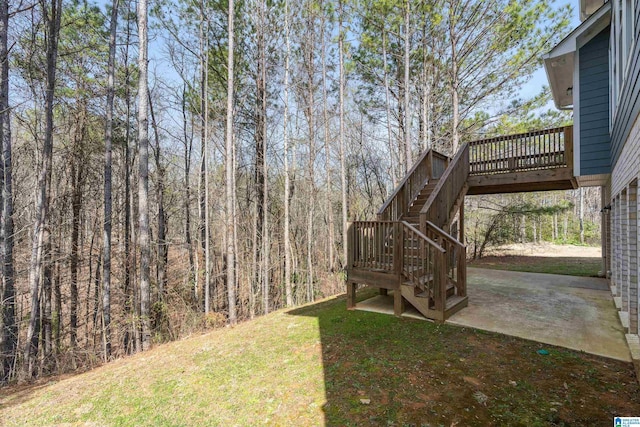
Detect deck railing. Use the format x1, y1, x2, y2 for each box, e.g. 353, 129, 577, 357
377, 149, 449, 221
468, 126, 573, 175
420, 144, 470, 228
348, 221, 396, 271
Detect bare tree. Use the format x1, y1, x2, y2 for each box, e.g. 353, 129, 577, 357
339, 0, 348, 267
283, 0, 292, 307
321, 9, 335, 272
0, 0, 15, 383
24, 0, 62, 378
102, 0, 119, 360
402, 0, 411, 169
137, 0, 151, 350
225, 0, 237, 325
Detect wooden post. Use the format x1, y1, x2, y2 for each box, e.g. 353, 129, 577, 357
346, 282, 357, 309
564, 126, 574, 172
393, 289, 405, 316
458, 201, 466, 296
439, 250, 448, 321
393, 222, 403, 275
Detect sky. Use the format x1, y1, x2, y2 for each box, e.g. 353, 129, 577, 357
520, 1, 582, 103
92, 0, 582, 114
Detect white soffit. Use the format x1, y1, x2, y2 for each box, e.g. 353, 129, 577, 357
581, 0, 606, 21
577, 174, 610, 187
543, 2, 611, 109
544, 53, 574, 108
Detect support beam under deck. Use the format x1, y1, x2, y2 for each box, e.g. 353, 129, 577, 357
467, 167, 578, 195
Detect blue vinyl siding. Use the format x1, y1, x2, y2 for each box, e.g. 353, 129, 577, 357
579, 27, 611, 176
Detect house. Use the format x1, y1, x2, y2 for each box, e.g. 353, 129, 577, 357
544, 0, 640, 374
347, 0, 639, 377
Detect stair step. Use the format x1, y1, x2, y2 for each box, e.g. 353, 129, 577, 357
409, 279, 455, 298
445, 295, 468, 316
402, 273, 434, 289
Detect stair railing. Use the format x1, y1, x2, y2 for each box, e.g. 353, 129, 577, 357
378, 149, 449, 221
399, 221, 447, 311
425, 221, 466, 299
420, 143, 470, 229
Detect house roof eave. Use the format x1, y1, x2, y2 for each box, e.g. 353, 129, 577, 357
544, 2, 611, 109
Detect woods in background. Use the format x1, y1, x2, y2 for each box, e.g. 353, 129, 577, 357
0, 0, 573, 382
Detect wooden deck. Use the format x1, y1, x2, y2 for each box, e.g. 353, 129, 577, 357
468, 126, 576, 194
347, 125, 575, 322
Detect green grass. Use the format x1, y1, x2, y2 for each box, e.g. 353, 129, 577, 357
2, 291, 639, 426
470, 255, 602, 277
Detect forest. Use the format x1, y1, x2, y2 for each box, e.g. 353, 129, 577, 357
0, 0, 600, 383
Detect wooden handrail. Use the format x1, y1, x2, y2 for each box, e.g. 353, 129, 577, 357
425, 221, 465, 249
420, 143, 470, 228
377, 148, 451, 221
378, 149, 433, 217
468, 126, 566, 146
401, 221, 445, 253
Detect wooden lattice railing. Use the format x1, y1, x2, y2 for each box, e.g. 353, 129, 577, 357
377, 149, 449, 221
468, 126, 573, 175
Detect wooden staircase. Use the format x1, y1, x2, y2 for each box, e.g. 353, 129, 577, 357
347, 126, 576, 322
347, 145, 469, 322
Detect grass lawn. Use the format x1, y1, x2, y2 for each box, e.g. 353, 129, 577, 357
469, 255, 602, 277
2, 289, 639, 426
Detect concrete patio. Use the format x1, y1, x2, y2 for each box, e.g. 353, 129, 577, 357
355, 267, 631, 362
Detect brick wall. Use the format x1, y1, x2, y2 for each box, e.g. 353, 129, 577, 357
612, 114, 640, 195
630, 182, 639, 333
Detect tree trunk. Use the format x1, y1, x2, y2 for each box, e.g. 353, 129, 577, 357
102, 0, 119, 360
321, 14, 335, 273
70, 128, 85, 350
403, 0, 412, 169
123, 0, 134, 353
283, 0, 292, 307
339, 0, 348, 268
449, 0, 460, 154
0, 0, 16, 384
137, 0, 151, 350
149, 93, 167, 301
259, 1, 269, 315
181, 83, 195, 302
225, 0, 237, 325
253, 0, 267, 315
24, 0, 62, 379
41, 240, 52, 369
382, 30, 397, 188
199, 5, 211, 314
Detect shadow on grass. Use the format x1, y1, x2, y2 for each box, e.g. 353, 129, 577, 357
469, 255, 602, 277
288, 289, 640, 426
